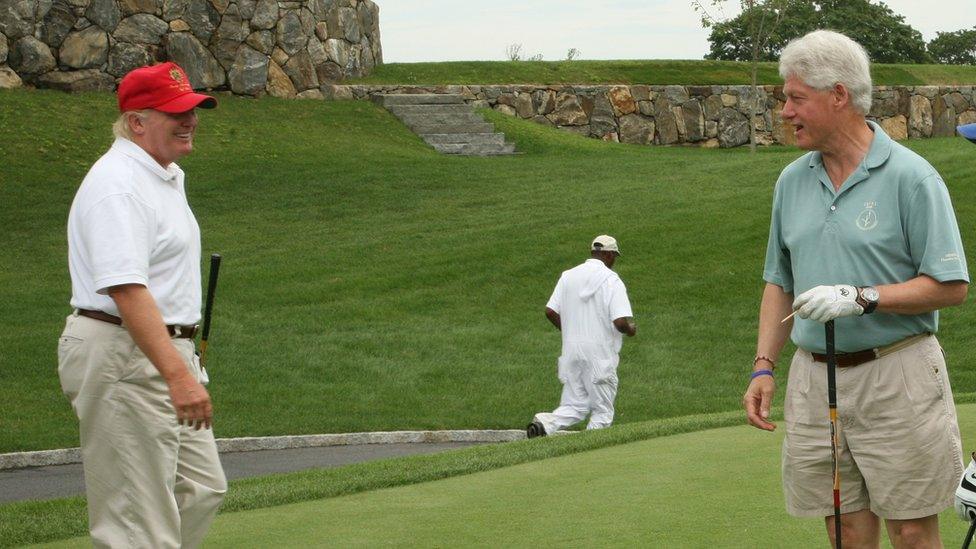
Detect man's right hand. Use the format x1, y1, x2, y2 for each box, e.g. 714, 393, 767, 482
168, 372, 213, 430
743, 375, 776, 431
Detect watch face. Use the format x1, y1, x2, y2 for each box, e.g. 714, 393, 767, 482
862, 287, 880, 301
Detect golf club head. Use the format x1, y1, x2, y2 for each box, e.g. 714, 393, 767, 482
960, 123, 976, 145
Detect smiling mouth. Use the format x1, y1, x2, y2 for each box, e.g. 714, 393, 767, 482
175, 133, 193, 140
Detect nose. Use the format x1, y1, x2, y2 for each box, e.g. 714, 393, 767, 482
780, 100, 795, 121
176, 110, 198, 127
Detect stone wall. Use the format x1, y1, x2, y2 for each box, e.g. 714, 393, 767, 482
0, 0, 381, 97
325, 84, 976, 147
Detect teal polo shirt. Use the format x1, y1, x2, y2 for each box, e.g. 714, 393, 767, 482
763, 121, 969, 353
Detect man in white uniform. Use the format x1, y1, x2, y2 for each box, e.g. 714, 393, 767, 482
528, 235, 636, 438
58, 62, 226, 548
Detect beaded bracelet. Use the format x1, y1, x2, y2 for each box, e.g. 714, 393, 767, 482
750, 369, 774, 380
753, 355, 776, 369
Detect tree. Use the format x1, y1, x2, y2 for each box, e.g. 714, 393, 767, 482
928, 27, 976, 65
505, 44, 523, 62
703, 0, 931, 64
694, 0, 789, 152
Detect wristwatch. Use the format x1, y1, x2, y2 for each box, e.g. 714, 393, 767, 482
856, 286, 880, 314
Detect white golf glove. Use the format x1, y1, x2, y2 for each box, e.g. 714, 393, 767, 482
956, 453, 976, 521
792, 285, 863, 323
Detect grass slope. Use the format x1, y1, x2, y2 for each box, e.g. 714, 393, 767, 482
33, 404, 976, 548
2, 88, 976, 454
349, 59, 976, 86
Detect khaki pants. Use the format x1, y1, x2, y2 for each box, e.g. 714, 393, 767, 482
782, 334, 962, 520
58, 313, 227, 548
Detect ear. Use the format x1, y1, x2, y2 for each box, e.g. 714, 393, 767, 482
831, 83, 850, 110
127, 112, 147, 136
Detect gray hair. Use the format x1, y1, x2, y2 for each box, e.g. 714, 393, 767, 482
112, 110, 150, 140
779, 30, 872, 115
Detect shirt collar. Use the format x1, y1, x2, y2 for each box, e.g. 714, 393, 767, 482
111, 138, 181, 182
806, 120, 893, 171
806, 120, 893, 195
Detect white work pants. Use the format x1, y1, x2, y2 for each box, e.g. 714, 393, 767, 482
534, 341, 619, 434
58, 313, 226, 549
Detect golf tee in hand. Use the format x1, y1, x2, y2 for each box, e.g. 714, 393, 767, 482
792, 284, 863, 323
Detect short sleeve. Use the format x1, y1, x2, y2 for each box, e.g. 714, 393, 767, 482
762, 177, 794, 292
907, 175, 969, 283
546, 275, 564, 313
608, 278, 633, 321
81, 194, 156, 293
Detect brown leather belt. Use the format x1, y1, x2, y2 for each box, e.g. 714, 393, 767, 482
77, 309, 199, 339
811, 333, 930, 368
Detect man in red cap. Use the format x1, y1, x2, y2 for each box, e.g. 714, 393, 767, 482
58, 62, 226, 548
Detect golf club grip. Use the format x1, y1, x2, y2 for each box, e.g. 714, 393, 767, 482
826, 320, 836, 407
965, 519, 976, 549
201, 253, 221, 343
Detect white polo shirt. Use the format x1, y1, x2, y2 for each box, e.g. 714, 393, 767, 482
546, 259, 633, 353
67, 138, 202, 325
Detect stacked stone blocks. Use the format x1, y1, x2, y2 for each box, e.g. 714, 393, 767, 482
376, 94, 516, 156
329, 84, 976, 147
0, 0, 381, 96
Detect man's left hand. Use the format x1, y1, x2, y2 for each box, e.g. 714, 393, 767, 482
793, 285, 864, 323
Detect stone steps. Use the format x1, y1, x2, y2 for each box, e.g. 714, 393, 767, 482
430, 142, 517, 155
374, 94, 466, 106
422, 133, 506, 146
376, 94, 516, 156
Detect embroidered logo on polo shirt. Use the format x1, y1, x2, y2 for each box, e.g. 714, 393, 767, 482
857, 202, 878, 231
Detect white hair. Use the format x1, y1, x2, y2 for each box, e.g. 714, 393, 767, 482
779, 29, 873, 115
112, 110, 150, 140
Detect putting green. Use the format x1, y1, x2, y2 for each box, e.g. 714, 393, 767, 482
37, 404, 976, 547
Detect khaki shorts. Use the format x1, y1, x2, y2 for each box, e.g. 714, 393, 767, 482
782, 334, 963, 520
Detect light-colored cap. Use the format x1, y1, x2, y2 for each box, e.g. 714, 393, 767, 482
591, 235, 620, 255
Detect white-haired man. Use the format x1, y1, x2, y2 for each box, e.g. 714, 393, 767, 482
742, 30, 968, 548
527, 235, 636, 438
59, 62, 226, 547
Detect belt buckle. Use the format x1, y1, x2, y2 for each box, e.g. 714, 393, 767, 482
170, 325, 199, 338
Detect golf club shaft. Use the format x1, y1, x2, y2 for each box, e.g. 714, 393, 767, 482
826, 320, 841, 549
200, 253, 221, 367
964, 519, 976, 549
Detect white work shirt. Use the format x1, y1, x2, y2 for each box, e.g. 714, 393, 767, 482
546, 258, 633, 353
67, 138, 202, 325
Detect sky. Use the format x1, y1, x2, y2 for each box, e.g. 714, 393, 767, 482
378, 1, 976, 63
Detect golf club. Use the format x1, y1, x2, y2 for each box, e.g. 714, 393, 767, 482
199, 253, 221, 368
964, 518, 976, 549
826, 320, 842, 548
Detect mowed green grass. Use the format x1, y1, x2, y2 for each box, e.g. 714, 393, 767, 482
350, 59, 976, 85
36, 404, 976, 548
3, 88, 976, 453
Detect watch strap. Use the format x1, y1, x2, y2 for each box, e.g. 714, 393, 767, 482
857, 286, 879, 314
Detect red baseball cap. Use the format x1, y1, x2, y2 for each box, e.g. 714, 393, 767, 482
117, 62, 217, 113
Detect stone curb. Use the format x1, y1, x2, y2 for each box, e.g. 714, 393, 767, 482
0, 430, 526, 470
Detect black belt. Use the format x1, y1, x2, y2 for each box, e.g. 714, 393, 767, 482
77, 309, 199, 339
